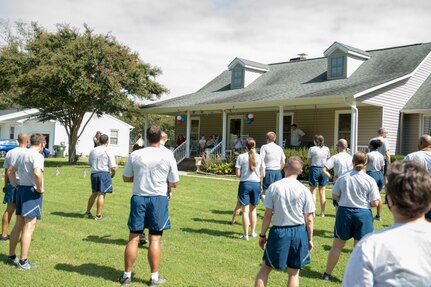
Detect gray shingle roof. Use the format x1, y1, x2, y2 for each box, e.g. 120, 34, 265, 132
144, 43, 431, 112
403, 73, 431, 110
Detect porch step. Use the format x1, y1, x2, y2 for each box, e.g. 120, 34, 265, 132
177, 158, 197, 172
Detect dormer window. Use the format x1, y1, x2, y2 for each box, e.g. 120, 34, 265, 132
324, 42, 370, 80
330, 55, 345, 78
232, 66, 244, 89
228, 57, 269, 89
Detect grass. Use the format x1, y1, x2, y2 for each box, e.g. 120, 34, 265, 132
0, 159, 393, 286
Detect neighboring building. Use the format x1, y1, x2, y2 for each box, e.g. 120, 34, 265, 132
142, 42, 431, 159
0, 109, 133, 157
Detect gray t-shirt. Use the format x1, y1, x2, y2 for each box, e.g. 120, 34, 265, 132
332, 170, 380, 209
404, 150, 431, 174
123, 146, 179, 196
324, 152, 353, 177
308, 146, 330, 167
4, 147, 27, 183
15, 148, 44, 187
343, 221, 431, 287
366, 151, 385, 172
88, 146, 117, 173
259, 142, 286, 170
264, 178, 315, 226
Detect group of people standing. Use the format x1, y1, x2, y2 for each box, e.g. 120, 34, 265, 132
232, 128, 430, 286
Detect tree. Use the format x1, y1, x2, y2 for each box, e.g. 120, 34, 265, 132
0, 21, 167, 163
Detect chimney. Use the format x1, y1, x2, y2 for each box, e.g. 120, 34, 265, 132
290, 53, 308, 62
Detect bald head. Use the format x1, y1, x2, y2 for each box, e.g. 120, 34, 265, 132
337, 139, 348, 150
418, 134, 431, 150
17, 132, 29, 147
266, 131, 276, 143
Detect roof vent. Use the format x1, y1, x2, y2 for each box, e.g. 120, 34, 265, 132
290, 53, 308, 62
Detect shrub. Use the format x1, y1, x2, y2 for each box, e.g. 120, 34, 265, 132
201, 155, 235, 175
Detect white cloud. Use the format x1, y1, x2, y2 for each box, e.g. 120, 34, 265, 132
1, 0, 431, 100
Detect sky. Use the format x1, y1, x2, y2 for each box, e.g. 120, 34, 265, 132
1, 0, 431, 102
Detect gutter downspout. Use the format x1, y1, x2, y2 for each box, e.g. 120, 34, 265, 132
186, 111, 191, 158
344, 97, 358, 154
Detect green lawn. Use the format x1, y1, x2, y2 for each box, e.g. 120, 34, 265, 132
0, 159, 393, 286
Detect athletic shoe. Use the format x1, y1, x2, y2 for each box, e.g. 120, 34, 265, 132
95, 215, 104, 221
320, 213, 325, 218
119, 275, 131, 285
251, 232, 258, 238
321, 272, 331, 281
140, 234, 149, 245
149, 277, 167, 286
6, 256, 19, 265
374, 215, 381, 221
84, 212, 93, 219
240, 235, 249, 240
17, 260, 37, 270
0, 235, 9, 241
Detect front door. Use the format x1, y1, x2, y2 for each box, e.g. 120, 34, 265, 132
228, 116, 243, 148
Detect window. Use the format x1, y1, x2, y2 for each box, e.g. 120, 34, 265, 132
337, 113, 351, 141
231, 68, 243, 88
330, 56, 345, 78
423, 116, 431, 135
110, 130, 118, 145
9, 126, 15, 139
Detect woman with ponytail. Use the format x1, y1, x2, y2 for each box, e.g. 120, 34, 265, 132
307, 135, 330, 216
321, 151, 381, 281
235, 137, 265, 240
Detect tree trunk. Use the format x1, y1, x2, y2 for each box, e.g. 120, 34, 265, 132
68, 124, 80, 164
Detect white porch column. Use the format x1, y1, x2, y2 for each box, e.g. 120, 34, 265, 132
350, 101, 358, 153
186, 110, 191, 157
144, 116, 149, 147
278, 106, 284, 147
222, 110, 227, 159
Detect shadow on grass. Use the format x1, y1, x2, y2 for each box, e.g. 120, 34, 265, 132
180, 227, 238, 239
192, 217, 232, 225
51, 211, 85, 218
44, 160, 88, 168
313, 228, 335, 239
211, 209, 232, 215
322, 244, 353, 253
82, 235, 128, 246
54, 263, 146, 284
301, 266, 342, 283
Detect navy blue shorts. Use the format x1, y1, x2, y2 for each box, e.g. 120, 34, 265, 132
263, 225, 310, 270
128, 195, 170, 233
15, 186, 43, 220
308, 166, 329, 187
3, 182, 16, 204
366, 171, 384, 191
238, 181, 260, 206
91, 172, 113, 193
383, 159, 388, 176
334, 206, 373, 241
263, 170, 282, 190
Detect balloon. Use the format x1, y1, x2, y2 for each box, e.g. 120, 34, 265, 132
246, 119, 252, 124
181, 116, 186, 122
248, 113, 254, 119
251, 117, 254, 122
177, 115, 182, 120
177, 120, 182, 125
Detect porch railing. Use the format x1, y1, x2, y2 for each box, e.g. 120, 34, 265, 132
357, 145, 368, 153
173, 141, 187, 164
205, 141, 223, 159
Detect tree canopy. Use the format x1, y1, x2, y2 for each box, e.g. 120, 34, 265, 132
0, 22, 167, 163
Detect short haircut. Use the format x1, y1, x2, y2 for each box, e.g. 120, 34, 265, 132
30, 133, 45, 146
337, 139, 348, 149
17, 132, 28, 144
291, 124, 297, 127
418, 134, 431, 149
266, 132, 276, 142
285, 156, 303, 175
99, 134, 109, 145
146, 125, 161, 144
353, 151, 367, 171
386, 161, 431, 218
368, 139, 382, 151
378, 128, 387, 135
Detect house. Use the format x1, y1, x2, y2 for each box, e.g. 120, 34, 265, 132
0, 109, 133, 157
142, 42, 431, 161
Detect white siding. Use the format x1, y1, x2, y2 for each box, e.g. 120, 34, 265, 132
360, 53, 431, 154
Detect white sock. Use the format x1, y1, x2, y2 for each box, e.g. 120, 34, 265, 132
151, 272, 159, 281
123, 271, 131, 278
